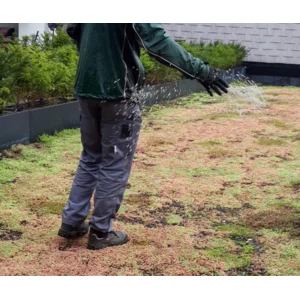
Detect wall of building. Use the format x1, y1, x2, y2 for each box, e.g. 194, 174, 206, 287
18, 23, 50, 38
162, 23, 300, 65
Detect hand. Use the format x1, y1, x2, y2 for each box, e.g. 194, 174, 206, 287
198, 65, 229, 97
66, 23, 81, 41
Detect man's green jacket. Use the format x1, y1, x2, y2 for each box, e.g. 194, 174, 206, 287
75, 23, 209, 100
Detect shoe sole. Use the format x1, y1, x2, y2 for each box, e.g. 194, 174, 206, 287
87, 236, 129, 250
58, 229, 88, 239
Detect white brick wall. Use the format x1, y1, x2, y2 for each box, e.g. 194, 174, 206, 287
161, 23, 300, 65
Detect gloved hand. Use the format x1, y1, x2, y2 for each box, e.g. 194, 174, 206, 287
198, 64, 229, 97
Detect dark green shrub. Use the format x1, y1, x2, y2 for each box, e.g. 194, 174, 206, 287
48, 45, 78, 97
141, 40, 249, 84
140, 49, 182, 84
0, 43, 54, 106
0, 87, 9, 112
0, 28, 249, 111
178, 41, 249, 69
0, 27, 78, 109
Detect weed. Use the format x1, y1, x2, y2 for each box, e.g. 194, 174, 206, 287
257, 138, 286, 146
264, 120, 292, 130
206, 239, 252, 270
167, 215, 182, 225
290, 179, 300, 191
198, 141, 221, 147
207, 149, 230, 159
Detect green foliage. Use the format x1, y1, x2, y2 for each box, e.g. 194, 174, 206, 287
0, 44, 53, 105
0, 87, 10, 112
141, 41, 249, 84
48, 45, 78, 96
206, 238, 253, 270
0, 29, 248, 111
179, 41, 248, 69
51, 26, 75, 48
0, 27, 78, 110
167, 214, 182, 225
140, 49, 182, 84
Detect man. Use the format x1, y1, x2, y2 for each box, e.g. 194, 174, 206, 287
58, 23, 229, 250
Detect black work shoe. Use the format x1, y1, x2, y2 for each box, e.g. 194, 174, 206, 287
58, 222, 89, 239
87, 230, 128, 250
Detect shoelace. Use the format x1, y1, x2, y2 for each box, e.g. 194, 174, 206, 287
109, 231, 119, 237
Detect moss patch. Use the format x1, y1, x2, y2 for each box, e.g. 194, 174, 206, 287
1, 87, 300, 275
257, 138, 286, 146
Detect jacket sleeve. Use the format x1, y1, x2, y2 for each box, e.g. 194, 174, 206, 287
132, 23, 209, 80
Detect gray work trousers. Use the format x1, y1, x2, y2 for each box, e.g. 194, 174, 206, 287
62, 98, 142, 232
